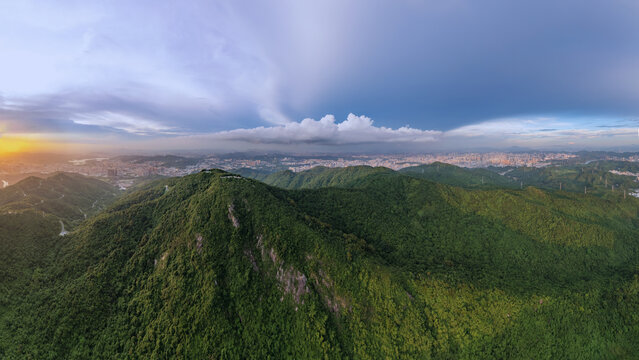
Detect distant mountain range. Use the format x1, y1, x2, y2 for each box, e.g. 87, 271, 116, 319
233, 160, 639, 197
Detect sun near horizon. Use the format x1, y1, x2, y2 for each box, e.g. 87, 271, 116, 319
0, 135, 71, 156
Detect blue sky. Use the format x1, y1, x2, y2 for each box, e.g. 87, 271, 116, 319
1, 0, 639, 153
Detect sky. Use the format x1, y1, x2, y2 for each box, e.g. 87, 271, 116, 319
1, 0, 639, 154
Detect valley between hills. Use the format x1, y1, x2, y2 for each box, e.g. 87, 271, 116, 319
1, 165, 639, 359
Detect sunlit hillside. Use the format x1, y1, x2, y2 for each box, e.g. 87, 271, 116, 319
2, 168, 638, 358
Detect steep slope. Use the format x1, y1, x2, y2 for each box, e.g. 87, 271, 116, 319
4, 170, 360, 358
0, 172, 119, 223
0, 173, 119, 283
0, 173, 120, 355
2, 169, 639, 359
289, 174, 639, 357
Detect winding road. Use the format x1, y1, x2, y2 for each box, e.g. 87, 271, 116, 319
59, 220, 69, 236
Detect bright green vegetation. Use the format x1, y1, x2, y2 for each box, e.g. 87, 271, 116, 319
400, 162, 517, 189
507, 161, 639, 198
247, 160, 639, 197
0, 172, 119, 222
260, 160, 639, 198
1, 168, 639, 359
234, 165, 393, 189
0, 173, 119, 357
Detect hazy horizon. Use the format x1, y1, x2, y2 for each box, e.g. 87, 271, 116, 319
4, 3, 639, 356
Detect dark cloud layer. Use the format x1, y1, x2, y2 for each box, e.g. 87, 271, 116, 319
270, 0, 639, 128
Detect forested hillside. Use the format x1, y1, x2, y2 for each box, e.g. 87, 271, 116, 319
2, 168, 638, 359
0, 172, 118, 222
240, 162, 639, 201
233, 165, 393, 189
0, 173, 119, 357
506, 162, 639, 198
399, 162, 517, 188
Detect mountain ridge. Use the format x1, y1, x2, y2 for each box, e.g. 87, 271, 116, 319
1, 168, 638, 358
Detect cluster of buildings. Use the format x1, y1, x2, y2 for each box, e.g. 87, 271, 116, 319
272, 152, 576, 172
0, 158, 191, 179
609, 170, 639, 180
0, 152, 628, 184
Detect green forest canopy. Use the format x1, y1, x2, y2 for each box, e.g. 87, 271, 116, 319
1, 167, 638, 359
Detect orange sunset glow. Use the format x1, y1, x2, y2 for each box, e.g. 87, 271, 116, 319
0, 135, 66, 155
3, 1, 639, 358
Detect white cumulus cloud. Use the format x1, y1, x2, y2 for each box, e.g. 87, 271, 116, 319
206, 113, 442, 145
